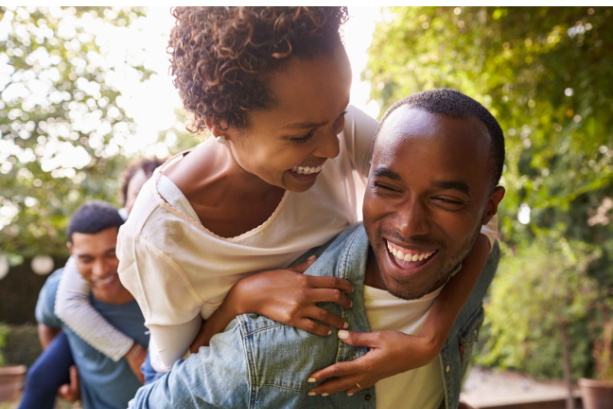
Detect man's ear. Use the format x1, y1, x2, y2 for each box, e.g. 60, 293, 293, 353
67, 242, 73, 256
483, 186, 505, 225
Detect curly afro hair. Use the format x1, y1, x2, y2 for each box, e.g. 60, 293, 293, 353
168, 7, 348, 133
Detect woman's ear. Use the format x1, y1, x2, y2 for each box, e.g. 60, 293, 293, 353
204, 117, 230, 141
482, 186, 505, 225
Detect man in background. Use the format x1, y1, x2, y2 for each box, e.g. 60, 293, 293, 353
35, 201, 149, 409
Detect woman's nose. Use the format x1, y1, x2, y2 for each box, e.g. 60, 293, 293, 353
313, 130, 340, 159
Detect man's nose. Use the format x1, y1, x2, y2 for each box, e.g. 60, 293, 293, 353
92, 260, 108, 278
313, 129, 340, 159
397, 200, 431, 238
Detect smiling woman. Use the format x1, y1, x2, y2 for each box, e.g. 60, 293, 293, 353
116, 6, 380, 377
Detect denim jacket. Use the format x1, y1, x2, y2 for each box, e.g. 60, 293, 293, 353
129, 224, 499, 409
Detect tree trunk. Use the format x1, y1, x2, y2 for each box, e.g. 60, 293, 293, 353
560, 320, 575, 409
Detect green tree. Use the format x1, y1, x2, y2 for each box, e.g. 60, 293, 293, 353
0, 6, 195, 263
483, 237, 599, 407
365, 6, 613, 383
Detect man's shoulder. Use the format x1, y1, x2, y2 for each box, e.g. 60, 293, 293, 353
290, 223, 365, 272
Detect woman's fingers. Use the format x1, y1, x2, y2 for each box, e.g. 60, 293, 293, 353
337, 329, 382, 347
308, 376, 365, 396
307, 275, 354, 294
286, 255, 317, 273
344, 381, 374, 396
306, 306, 348, 330
308, 288, 352, 309
308, 358, 363, 384
295, 318, 334, 337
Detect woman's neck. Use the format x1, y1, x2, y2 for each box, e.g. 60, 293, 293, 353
164, 140, 286, 238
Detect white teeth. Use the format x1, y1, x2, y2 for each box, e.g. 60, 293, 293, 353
386, 240, 436, 263
291, 164, 324, 175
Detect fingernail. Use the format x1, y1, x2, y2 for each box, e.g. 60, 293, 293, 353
343, 322, 349, 329
338, 329, 349, 340
322, 393, 329, 397
327, 329, 332, 336
349, 300, 353, 308
347, 393, 354, 396
308, 255, 316, 261
307, 377, 316, 383
308, 391, 316, 396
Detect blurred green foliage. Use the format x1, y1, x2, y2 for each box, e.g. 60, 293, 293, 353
365, 7, 612, 380
0, 7, 195, 262
0, 322, 8, 366
483, 238, 599, 379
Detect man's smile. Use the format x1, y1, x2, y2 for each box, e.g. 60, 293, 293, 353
382, 238, 439, 276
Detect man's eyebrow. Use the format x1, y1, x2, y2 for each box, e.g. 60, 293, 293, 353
282, 120, 327, 130
373, 167, 401, 180
432, 180, 470, 195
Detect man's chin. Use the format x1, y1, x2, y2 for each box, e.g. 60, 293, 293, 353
376, 248, 448, 300
91, 281, 123, 302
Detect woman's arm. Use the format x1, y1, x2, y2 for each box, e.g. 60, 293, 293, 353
55, 257, 135, 362
307, 232, 495, 396
189, 255, 354, 352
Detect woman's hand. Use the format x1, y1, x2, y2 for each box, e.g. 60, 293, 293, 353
189, 255, 354, 353
306, 329, 442, 396
230, 256, 354, 337
57, 365, 81, 402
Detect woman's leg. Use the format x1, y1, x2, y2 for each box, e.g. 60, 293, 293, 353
18, 331, 74, 409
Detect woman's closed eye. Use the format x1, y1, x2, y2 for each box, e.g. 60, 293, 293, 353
291, 130, 315, 144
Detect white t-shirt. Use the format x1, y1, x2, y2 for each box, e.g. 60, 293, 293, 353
364, 285, 445, 409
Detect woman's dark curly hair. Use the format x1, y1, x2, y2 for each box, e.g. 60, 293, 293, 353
169, 7, 348, 133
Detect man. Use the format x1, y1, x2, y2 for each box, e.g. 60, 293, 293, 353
35, 201, 149, 409
129, 89, 506, 409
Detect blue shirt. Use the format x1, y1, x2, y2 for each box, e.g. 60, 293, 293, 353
129, 224, 499, 409
36, 269, 150, 409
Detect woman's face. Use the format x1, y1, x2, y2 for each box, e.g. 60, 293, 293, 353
221, 45, 352, 193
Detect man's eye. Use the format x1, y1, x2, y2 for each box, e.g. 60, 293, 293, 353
374, 183, 399, 192
434, 197, 464, 207
291, 131, 315, 144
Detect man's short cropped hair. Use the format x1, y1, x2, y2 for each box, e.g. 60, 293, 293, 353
67, 201, 125, 243
374, 88, 505, 190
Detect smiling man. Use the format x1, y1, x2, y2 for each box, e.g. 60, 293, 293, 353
129, 89, 505, 409
35, 201, 149, 409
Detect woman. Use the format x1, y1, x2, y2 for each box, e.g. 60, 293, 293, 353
118, 6, 497, 395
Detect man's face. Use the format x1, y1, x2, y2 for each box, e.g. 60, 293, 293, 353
363, 106, 504, 300
68, 227, 132, 304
